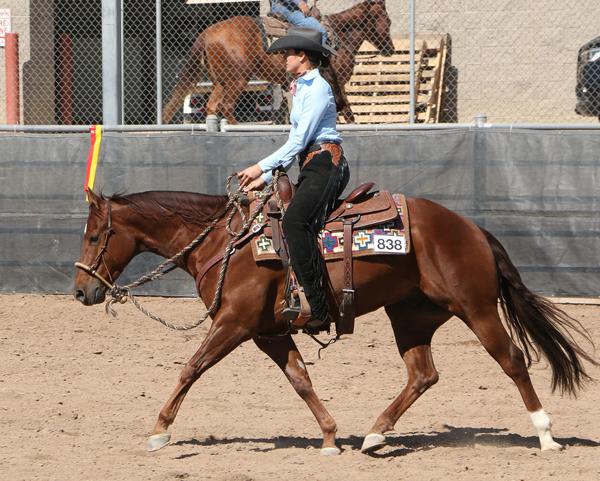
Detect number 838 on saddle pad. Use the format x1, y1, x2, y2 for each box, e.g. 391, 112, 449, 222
250, 192, 411, 261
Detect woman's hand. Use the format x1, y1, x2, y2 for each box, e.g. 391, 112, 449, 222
237, 164, 266, 193
243, 178, 267, 192
298, 0, 310, 15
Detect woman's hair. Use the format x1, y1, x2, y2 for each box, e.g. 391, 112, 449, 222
296, 49, 348, 112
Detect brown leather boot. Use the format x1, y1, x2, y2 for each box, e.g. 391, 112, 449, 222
282, 308, 328, 331
282, 287, 329, 330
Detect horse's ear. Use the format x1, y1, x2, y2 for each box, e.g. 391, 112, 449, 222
86, 187, 100, 209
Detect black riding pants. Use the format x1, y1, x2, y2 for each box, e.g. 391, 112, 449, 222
282, 145, 350, 320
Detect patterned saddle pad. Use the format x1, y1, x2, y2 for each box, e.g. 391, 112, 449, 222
249, 193, 410, 262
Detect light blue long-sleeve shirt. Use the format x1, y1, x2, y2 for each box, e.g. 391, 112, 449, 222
258, 69, 342, 183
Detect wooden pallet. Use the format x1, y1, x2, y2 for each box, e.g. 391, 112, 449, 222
340, 34, 448, 124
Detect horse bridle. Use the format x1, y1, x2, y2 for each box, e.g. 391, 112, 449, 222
74, 199, 117, 290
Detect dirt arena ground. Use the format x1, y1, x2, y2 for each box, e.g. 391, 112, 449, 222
0, 294, 599, 480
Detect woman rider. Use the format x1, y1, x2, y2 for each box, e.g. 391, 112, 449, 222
237, 27, 350, 330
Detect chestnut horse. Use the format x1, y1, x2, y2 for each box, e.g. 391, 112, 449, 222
74, 189, 596, 455
162, 0, 395, 124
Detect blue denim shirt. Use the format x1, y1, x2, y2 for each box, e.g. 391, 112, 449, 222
258, 69, 341, 183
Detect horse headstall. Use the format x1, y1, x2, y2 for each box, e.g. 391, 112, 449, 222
75, 198, 117, 290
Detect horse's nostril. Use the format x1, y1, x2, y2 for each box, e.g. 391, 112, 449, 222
75, 289, 85, 303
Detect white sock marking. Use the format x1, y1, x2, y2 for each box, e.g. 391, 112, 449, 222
530, 409, 562, 451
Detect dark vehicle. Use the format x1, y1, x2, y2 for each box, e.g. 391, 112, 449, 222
575, 36, 600, 120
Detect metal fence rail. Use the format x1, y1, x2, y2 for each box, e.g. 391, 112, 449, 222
1, 0, 600, 126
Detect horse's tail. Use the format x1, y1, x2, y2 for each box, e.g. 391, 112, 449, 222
162, 33, 207, 124
481, 228, 597, 395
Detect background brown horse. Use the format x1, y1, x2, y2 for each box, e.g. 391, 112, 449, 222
74, 189, 597, 456
162, 0, 395, 125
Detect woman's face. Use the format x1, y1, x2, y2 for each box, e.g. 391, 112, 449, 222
283, 48, 306, 75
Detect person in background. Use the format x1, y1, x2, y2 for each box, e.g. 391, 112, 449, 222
237, 27, 348, 329
271, 0, 328, 44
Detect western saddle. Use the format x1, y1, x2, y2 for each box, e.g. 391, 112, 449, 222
265, 174, 399, 335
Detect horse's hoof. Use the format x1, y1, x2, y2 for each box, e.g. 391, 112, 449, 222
148, 433, 171, 452
361, 433, 386, 453
320, 446, 342, 456
541, 441, 564, 452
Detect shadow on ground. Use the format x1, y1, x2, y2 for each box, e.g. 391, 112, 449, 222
171, 424, 599, 459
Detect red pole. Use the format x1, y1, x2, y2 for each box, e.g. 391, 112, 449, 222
57, 34, 73, 125
5, 32, 19, 125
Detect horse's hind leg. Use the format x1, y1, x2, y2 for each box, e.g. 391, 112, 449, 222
147, 317, 252, 451
462, 306, 563, 451
362, 300, 448, 453
253, 334, 340, 455
207, 78, 248, 125
162, 36, 205, 124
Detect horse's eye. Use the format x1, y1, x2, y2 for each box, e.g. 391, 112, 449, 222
90, 235, 100, 243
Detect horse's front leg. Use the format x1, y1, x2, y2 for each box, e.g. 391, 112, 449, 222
148, 314, 252, 451
253, 334, 340, 455
341, 86, 355, 123
206, 79, 247, 125
341, 105, 355, 124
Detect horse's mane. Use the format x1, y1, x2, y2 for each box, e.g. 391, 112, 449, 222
106, 191, 233, 228
331, 0, 379, 21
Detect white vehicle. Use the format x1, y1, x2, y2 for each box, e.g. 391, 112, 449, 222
183, 80, 287, 124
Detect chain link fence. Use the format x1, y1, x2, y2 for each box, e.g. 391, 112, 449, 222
1, 0, 599, 126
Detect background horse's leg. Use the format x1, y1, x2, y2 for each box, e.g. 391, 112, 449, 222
162, 35, 205, 124
340, 86, 355, 123
362, 300, 448, 453
253, 334, 340, 455
341, 106, 355, 124
206, 80, 247, 125
205, 83, 226, 122
461, 306, 563, 451
148, 318, 252, 452
218, 78, 250, 125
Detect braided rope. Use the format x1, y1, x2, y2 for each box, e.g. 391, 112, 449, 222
105, 171, 284, 330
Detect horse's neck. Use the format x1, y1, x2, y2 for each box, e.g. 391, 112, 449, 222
336, 30, 366, 56
137, 220, 192, 259
131, 207, 235, 277
330, 7, 369, 56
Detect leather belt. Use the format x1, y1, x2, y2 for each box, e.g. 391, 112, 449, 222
306, 139, 341, 153
298, 140, 341, 168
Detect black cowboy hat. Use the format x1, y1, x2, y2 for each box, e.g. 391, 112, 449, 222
267, 27, 338, 57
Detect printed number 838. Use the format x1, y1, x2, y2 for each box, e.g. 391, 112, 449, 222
373, 234, 406, 254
